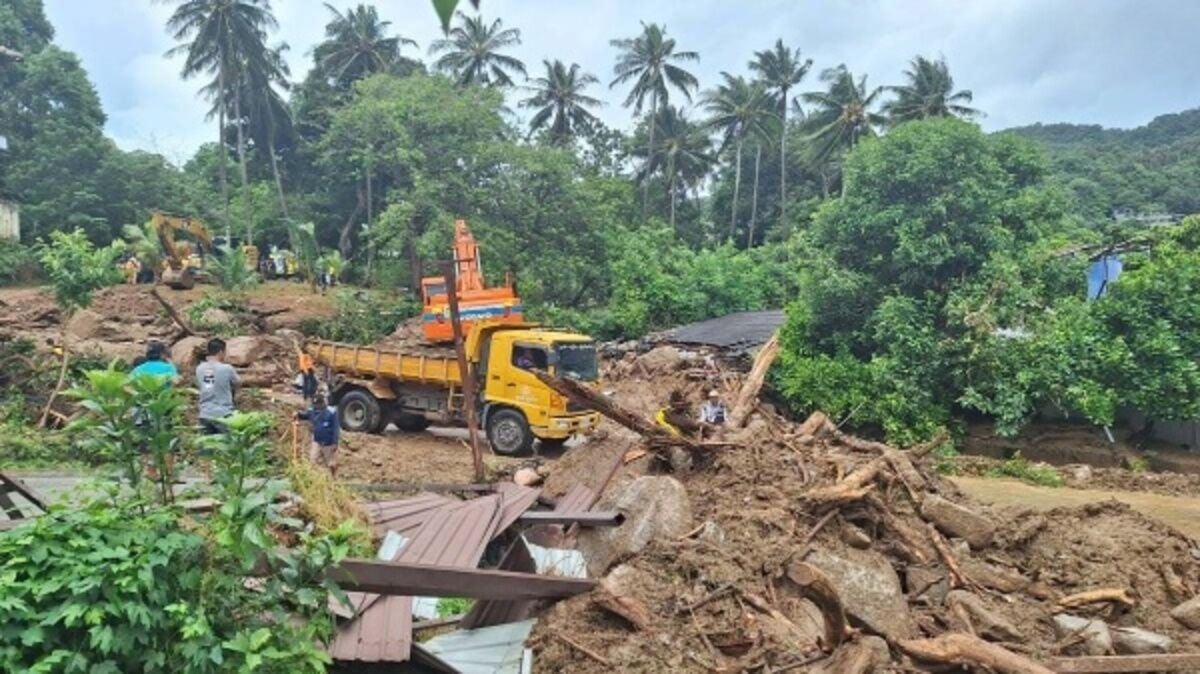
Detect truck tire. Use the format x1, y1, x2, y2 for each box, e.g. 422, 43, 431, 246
393, 411, 431, 433
339, 389, 383, 434
486, 408, 533, 456
538, 438, 568, 453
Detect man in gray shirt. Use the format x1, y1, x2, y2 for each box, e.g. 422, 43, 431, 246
196, 338, 239, 434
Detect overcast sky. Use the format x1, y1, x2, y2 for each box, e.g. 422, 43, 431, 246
43, 0, 1200, 165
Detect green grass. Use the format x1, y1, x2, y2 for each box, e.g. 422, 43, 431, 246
986, 451, 1065, 487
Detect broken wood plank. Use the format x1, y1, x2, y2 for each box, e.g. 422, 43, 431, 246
322, 559, 597, 600
899, 633, 1055, 674
1046, 653, 1200, 673
728, 331, 780, 428
1056, 588, 1136, 611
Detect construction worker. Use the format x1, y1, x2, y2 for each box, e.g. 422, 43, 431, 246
296, 394, 339, 476
293, 350, 318, 401
122, 256, 141, 285
699, 390, 727, 426
655, 389, 701, 438
196, 338, 239, 435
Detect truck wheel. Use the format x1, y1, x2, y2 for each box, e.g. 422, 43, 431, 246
538, 438, 568, 453
394, 412, 431, 433
486, 408, 533, 456
339, 389, 383, 434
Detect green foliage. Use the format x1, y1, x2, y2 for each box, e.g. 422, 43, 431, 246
1127, 456, 1149, 473
184, 293, 249, 336
436, 597, 474, 618
36, 229, 123, 313
305, 289, 418, 343
207, 246, 258, 293
0, 240, 39, 285
985, 452, 1064, 487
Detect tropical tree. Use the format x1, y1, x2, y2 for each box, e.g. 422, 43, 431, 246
609, 22, 699, 217
520, 59, 602, 145
164, 0, 278, 240
801, 65, 885, 184
318, 3, 416, 88
243, 43, 294, 219
883, 55, 979, 125
632, 106, 713, 232
750, 39, 812, 227
429, 12, 526, 87
703, 73, 774, 242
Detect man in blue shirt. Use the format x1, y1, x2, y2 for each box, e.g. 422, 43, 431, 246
130, 342, 179, 382
296, 395, 339, 477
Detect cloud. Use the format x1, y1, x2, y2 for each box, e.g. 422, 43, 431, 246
43, 0, 1200, 159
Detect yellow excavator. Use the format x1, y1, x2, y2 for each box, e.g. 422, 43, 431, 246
149, 210, 259, 290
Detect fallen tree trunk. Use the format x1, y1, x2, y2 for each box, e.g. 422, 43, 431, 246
785, 561, 847, 649
899, 632, 1055, 674
533, 370, 693, 447
803, 456, 887, 504
728, 331, 780, 428
150, 287, 195, 336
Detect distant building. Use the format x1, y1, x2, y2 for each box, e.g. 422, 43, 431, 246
0, 199, 18, 241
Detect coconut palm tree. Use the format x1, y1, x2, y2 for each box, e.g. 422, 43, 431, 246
244, 44, 293, 219
318, 3, 416, 88
165, 0, 277, 240
801, 65, 886, 169
610, 22, 699, 218
632, 106, 713, 232
703, 73, 774, 243
520, 60, 603, 145
429, 12, 526, 87
750, 39, 811, 227
883, 55, 979, 125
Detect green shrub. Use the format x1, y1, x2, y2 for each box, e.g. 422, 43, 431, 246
0, 240, 39, 285
986, 452, 1065, 487
435, 597, 474, 618
304, 290, 418, 343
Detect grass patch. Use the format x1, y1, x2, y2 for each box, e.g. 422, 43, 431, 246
931, 441, 960, 475
282, 447, 373, 556
986, 451, 1065, 487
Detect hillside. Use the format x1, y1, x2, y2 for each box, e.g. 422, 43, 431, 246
1004, 108, 1200, 220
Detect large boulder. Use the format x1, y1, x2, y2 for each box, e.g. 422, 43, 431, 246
808, 545, 916, 641
223, 336, 269, 367
171, 336, 207, 370
577, 476, 691, 576
1053, 614, 1112, 656
73, 339, 144, 364
1170, 595, 1200, 629
636, 345, 681, 372
66, 309, 107, 341
920, 494, 995, 549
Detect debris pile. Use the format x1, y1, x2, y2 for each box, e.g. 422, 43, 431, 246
527, 346, 1200, 673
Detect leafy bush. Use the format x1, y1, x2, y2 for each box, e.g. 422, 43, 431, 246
985, 451, 1064, 487
0, 240, 39, 285
436, 597, 474, 618
36, 229, 124, 312
207, 246, 258, 292
185, 293, 250, 336
303, 289, 417, 343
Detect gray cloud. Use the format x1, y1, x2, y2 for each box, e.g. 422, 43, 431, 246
44, 0, 1200, 160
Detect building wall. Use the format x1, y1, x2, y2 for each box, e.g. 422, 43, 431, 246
0, 199, 18, 241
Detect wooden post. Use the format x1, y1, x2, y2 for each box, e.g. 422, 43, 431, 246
441, 260, 485, 482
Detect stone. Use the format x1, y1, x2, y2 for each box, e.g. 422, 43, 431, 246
73, 339, 144, 364
513, 467, 542, 487
920, 494, 995, 549
1170, 595, 1200, 629
906, 566, 949, 605
808, 545, 916, 641
811, 635, 890, 674
636, 345, 681, 372
223, 336, 269, 367
1053, 614, 1112, 656
577, 476, 692, 576
1068, 464, 1094, 484
841, 522, 872, 549
1112, 626, 1173, 654
171, 336, 207, 370
65, 309, 107, 340
946, 590, 1022, 641
667, 446, 693, 472
696, 521, 725, 545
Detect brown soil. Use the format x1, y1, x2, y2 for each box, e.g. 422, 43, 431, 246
337, 429, 524, 485
528, 346, 1200, 673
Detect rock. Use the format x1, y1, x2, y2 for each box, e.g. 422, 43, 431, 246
696, 521, 725, 545
171, 336, 207, 369
73, 339, 144, 364
66, 309, 107, 340
797, 411, 831, 437
960, 558, 1031, 593
811, 636, 890, 674
1053, 614, 1112, 656
906, 566, 949, 605
1068, 464, 1094, 484
577, 476, 692, 576
946, 590, 1022, 641
636, 345, 680, 372
1112, 626, 1173, 654
808, 546, 916, 641
920, 494, 995, 549
513, 467, 542, 487
199, 307, 234, 327
224, 336, 269, 367
667, 447, 693, 472
1170, 595, 1200, 629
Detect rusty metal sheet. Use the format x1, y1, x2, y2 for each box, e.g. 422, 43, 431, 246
493, 483, 541, 534
365, 492, 457, 537
333, 495, 505, 663
553, 484, 594, 513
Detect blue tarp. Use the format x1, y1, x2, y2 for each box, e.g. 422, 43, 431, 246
1087, 255, 1124, 300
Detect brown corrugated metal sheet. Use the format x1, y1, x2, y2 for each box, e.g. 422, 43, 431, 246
524, 483, 595, 548
333, 494, 509, 664
554, 483, 595, 513
493, 483, 541, 534
365, 492, 457, 537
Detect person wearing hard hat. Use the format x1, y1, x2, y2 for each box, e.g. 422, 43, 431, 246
699, 390, 727, 426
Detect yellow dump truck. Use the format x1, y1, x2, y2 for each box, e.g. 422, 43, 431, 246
305, 322, 600, 455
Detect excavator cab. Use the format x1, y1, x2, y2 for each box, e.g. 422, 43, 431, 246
421, 219, 523, 342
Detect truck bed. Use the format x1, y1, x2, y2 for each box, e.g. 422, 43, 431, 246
306, 339, 462, 385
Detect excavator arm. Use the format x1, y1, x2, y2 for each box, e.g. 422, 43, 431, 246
149, 210, 215, 290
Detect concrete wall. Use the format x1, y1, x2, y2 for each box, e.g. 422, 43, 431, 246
0, 199, 18, 241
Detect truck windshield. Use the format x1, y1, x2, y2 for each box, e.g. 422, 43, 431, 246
554, 342, 598, 382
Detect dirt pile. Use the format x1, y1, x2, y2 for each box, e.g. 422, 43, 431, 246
530, 347, 1200, 672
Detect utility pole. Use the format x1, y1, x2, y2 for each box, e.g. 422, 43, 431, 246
440, 259, 485, 482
